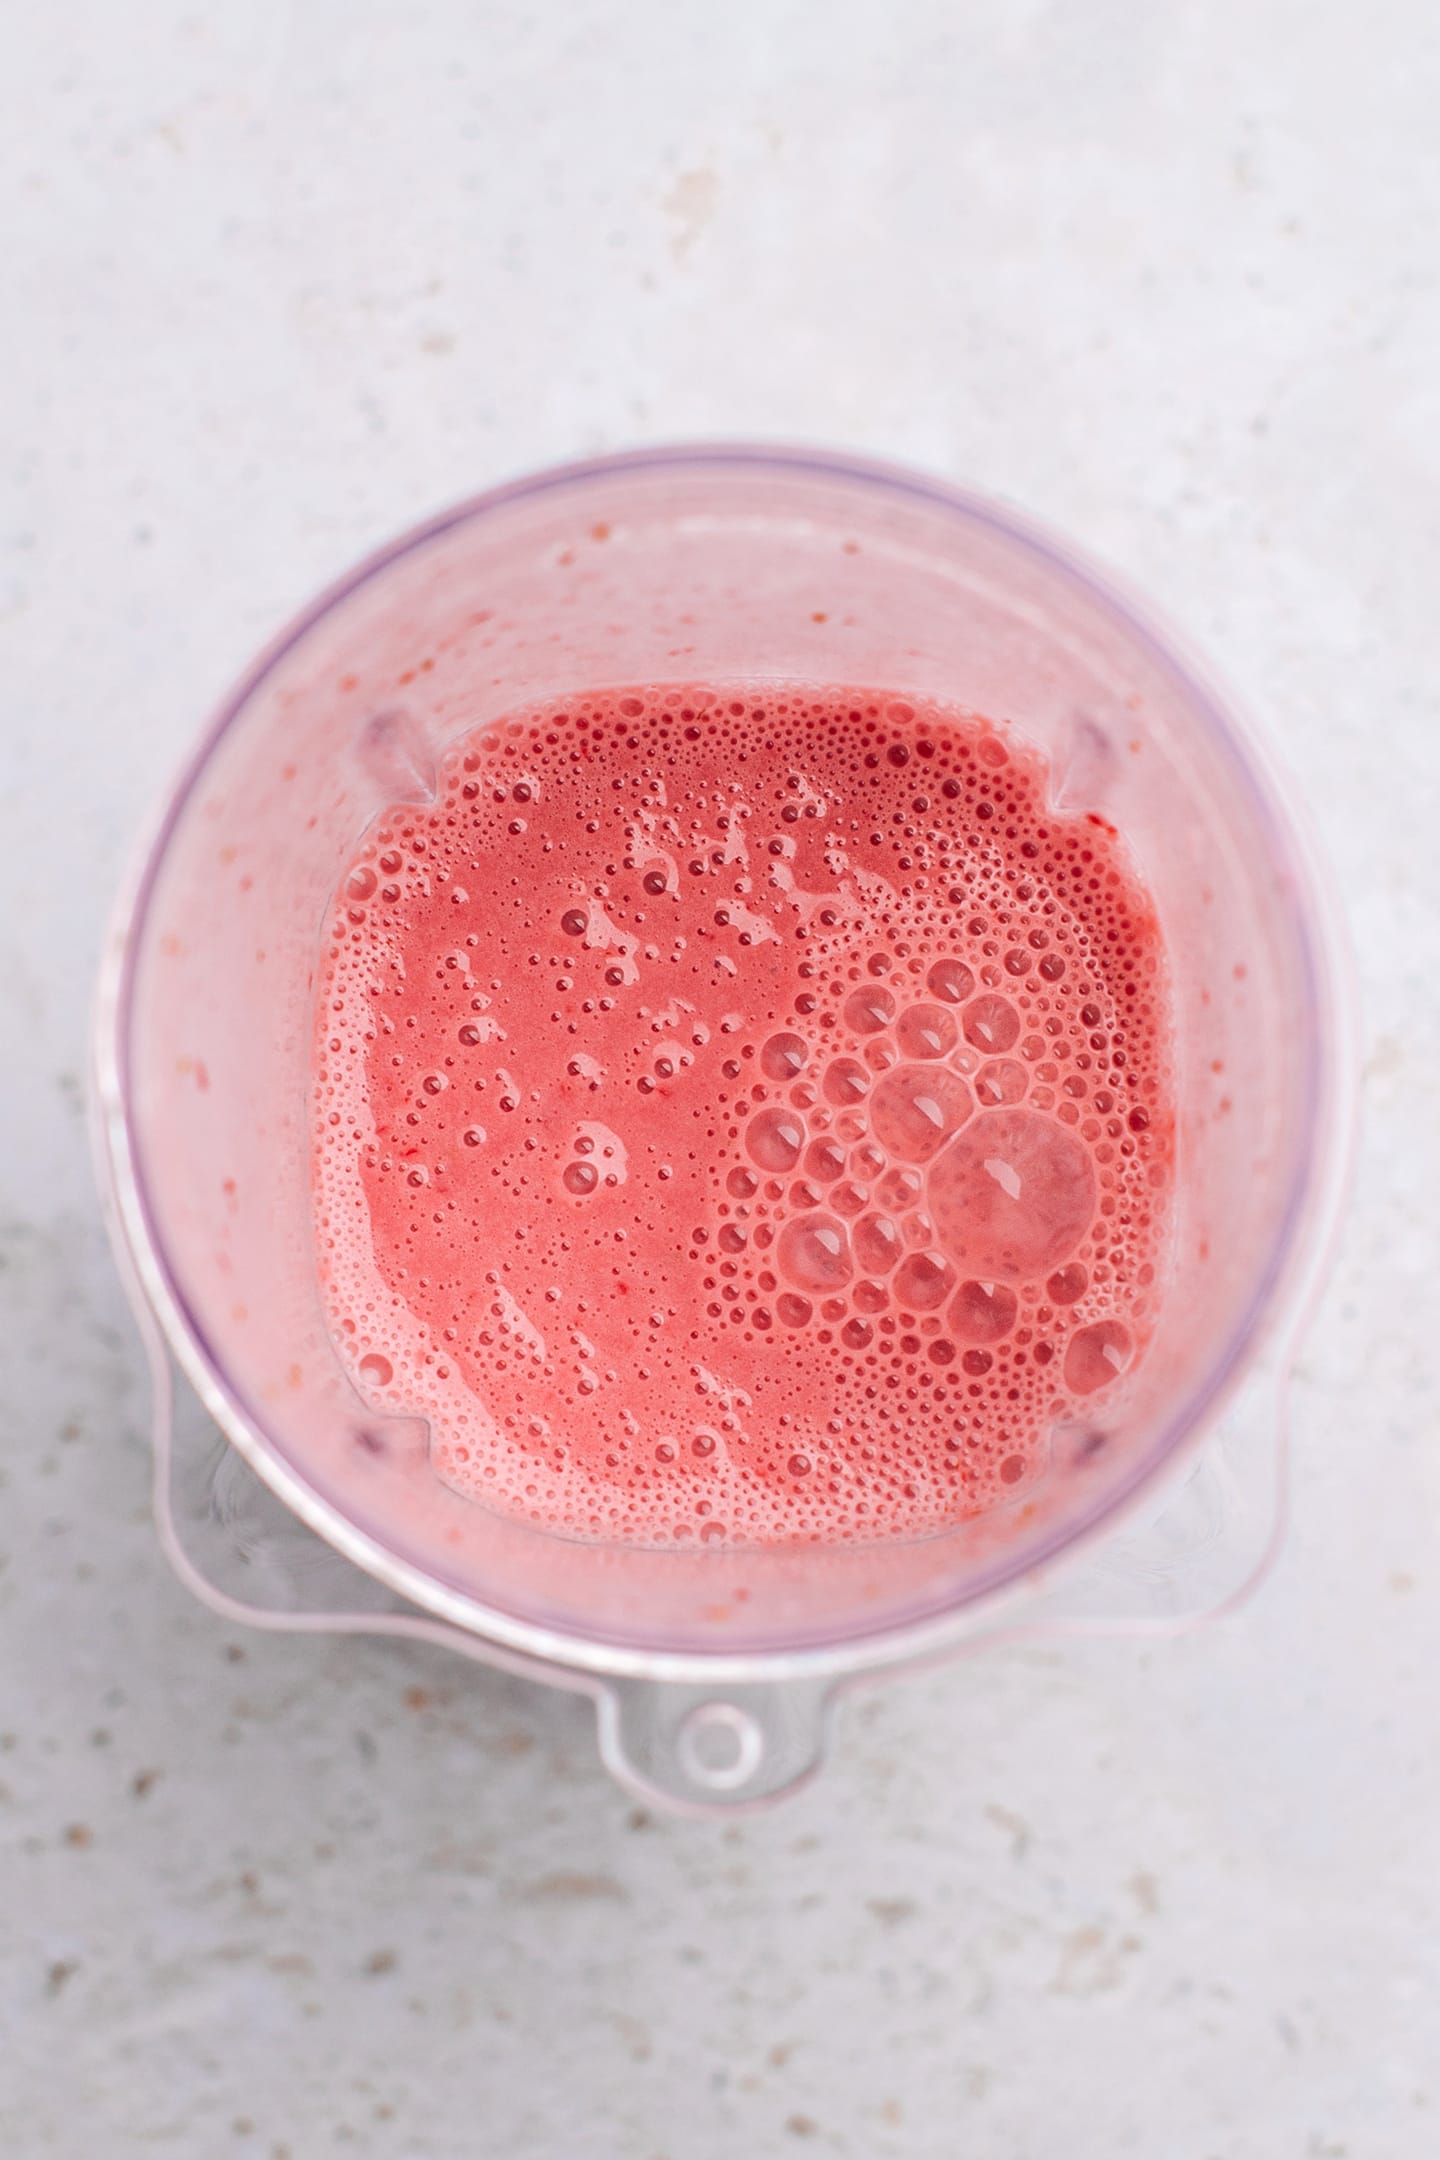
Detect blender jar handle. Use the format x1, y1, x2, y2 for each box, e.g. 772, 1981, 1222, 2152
595, 1674, 837, 1814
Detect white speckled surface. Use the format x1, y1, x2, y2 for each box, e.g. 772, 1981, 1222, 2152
3, 4, 1438, 2154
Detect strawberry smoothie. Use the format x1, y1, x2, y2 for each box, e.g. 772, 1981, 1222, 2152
312, 686, 1172, 1545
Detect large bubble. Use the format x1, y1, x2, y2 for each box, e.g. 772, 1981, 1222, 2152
776, 1212, 853, 1293
745, 1105, 805, 1172
926, 1108, 1096, 1278
869, 1066, 974, 1163
895, 1003, 958, 1059
948, 1278, 1019, 1343
961, 994, 1020, 1054
1064, 1320, 1133, 1394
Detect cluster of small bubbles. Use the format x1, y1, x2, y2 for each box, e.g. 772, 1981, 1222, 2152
312, 679, 1173, 1546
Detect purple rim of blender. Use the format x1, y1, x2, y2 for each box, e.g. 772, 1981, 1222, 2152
105, 443, 1335, 1668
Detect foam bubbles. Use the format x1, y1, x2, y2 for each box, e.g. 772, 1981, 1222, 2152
948, 1278, 1019, 1343
926, 956, 975, 1004
1064, 1320, 1134, 1394
844, 985, 896, 1035
1046, 1261, 1088, 1305
896, 1003, 958, 1060
893, 1249, 956, 1311
777, 1213, 853, 1293
745, 1106, 805, 1172
852, 1213, 902, 1274
869, 1066, 974, 1162
927, 1108, 1097, 1278
974, 1058, 1028, 1107
823, 1056, 870, 1105
313, 678, 1172, 1550
761, 1032, 809, 1080
961, 994, 1021, 1054
804, 1137, 846, 1184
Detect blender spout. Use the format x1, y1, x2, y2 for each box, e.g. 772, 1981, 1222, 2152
594, 1674, 837, 1816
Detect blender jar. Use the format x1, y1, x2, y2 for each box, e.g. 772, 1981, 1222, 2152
93, 447, 1350, 1811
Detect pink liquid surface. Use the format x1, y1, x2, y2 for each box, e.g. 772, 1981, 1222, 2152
313, 686, 1172, 1545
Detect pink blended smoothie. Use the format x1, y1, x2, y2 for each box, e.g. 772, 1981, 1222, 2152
312, 685, 1172, 1547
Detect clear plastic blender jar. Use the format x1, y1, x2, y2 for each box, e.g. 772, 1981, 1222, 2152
92, 448, 1351, 1811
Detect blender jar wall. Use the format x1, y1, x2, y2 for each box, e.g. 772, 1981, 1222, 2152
111, 449, 1329, 1663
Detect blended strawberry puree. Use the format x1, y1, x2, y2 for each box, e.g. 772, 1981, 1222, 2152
312, 685, 1172, 1546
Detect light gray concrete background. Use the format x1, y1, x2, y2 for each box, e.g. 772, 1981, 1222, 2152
4, 3, 1438, 2154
